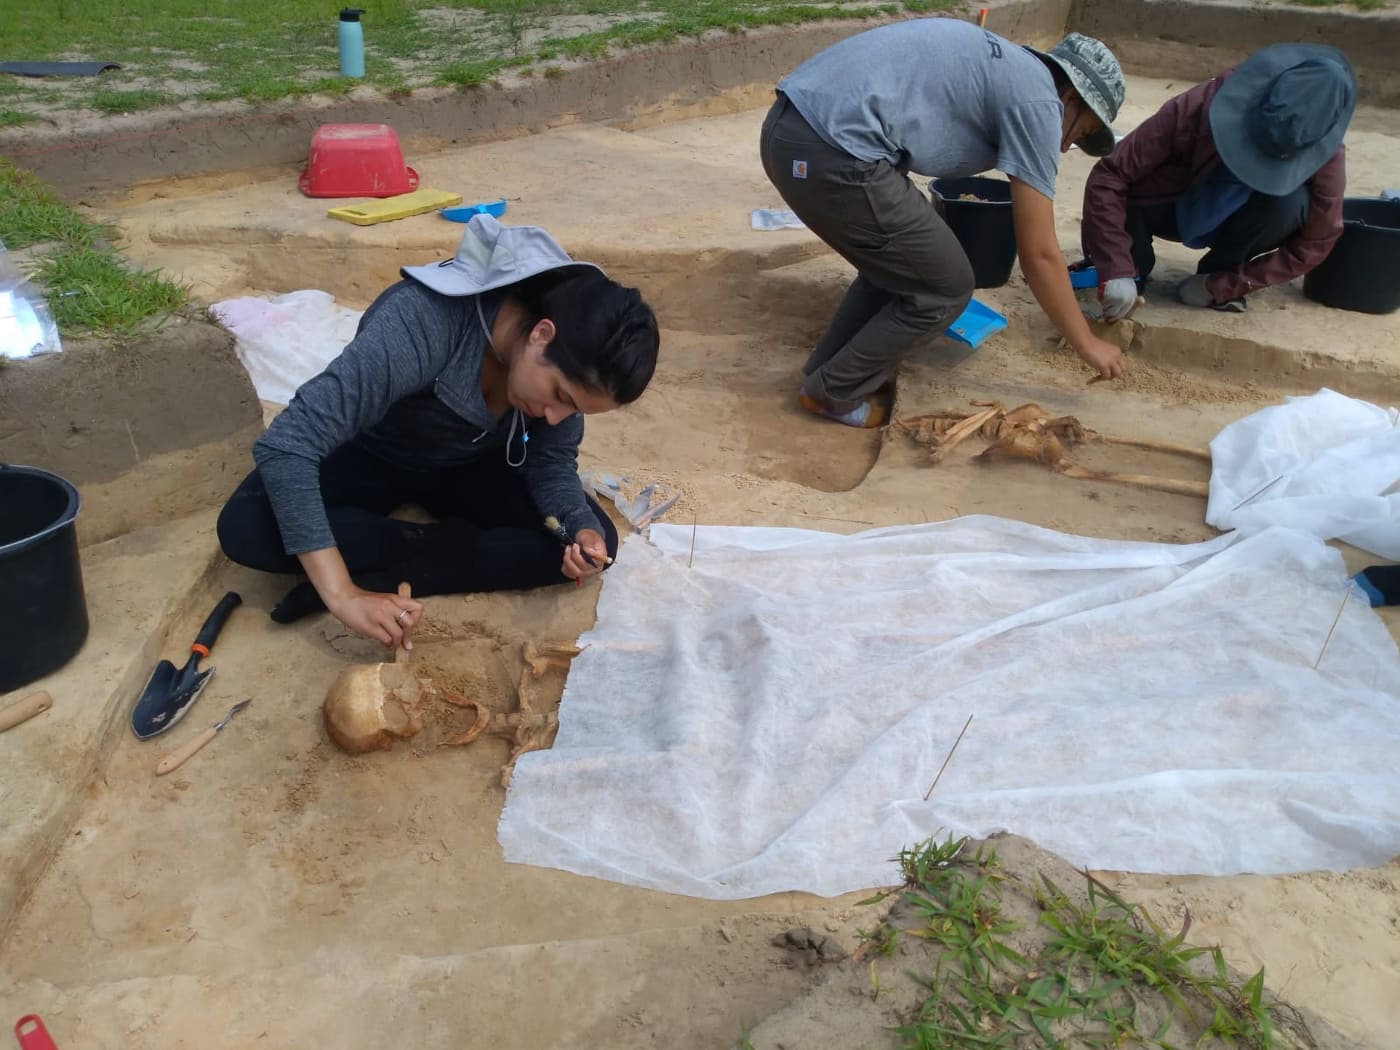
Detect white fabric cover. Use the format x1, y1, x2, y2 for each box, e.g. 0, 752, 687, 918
499, 518, 1400, 899
1207, 389, 1400, 560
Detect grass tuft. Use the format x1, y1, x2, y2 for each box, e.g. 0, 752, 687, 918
89, 87, 173, 115
872, 836, 1282, 1050
0, 160, 101, 249
36, 245, 190, 335
0, 158, 190, 337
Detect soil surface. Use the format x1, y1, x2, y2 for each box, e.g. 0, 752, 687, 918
1, 55, 1397, 1050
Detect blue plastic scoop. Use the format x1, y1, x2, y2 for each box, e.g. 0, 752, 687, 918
944, 298, 1007, 349
441, 199, 508, 222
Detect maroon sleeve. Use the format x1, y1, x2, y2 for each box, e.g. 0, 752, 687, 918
1081, 86, 1207, 282
1209, 148, 1347, 302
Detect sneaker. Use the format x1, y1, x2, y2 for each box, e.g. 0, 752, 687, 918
798, 391, 887, 429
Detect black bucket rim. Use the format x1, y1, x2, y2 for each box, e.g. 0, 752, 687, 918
0, 463, 83, 558
1340, 197, 1400, 233
929, 175, 1014, 207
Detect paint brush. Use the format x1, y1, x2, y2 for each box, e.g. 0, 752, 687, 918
543, 515, 612, 582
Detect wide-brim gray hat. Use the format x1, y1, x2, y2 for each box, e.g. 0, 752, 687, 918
401, 213, 602, 298
1027, 32, 1125, 134
1209, 43, 1356, 197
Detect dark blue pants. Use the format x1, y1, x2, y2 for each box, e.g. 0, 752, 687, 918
1126, 186, 1310, 282
217, 441, 618, 598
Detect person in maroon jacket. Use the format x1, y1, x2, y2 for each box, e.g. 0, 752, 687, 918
1081, 44, 1355, 320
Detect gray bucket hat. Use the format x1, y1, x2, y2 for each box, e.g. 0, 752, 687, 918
1209, 43, 1356, 197
1028, 32, 1126, 134
401, 213, 602, 297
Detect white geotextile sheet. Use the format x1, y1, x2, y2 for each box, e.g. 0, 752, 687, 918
498, 517, 1400, 900
1207, 388, 1400, 560
211, 290, 362, 404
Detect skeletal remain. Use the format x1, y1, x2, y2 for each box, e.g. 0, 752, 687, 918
436, 640, 580, 787
1094, 435, 1211, 460
322, 660, 427, 754
324, 632, 580, 777
523, 640, 583, 678
322, 583, 427, 754
897, 401, 1210, 496
977, 428, 1209, 498
895, 403, 1001, 462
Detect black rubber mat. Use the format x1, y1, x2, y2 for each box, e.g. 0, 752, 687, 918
0, 61, 122, 77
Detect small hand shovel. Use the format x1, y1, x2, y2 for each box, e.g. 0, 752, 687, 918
130, 591, 241, 739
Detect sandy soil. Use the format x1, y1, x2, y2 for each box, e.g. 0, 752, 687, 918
2, 77, 1398, 1050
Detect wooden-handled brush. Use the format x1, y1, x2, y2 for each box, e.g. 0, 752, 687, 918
544, 514, 613, 571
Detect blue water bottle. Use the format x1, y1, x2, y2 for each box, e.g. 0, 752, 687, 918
338, 8, 365, 78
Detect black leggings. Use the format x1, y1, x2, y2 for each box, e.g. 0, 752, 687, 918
216, 441, 619, 599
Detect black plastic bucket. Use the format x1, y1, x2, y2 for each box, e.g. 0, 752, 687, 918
929, 176, 1018, 289
0, 464, 88, 694
1302, 198, 1400, 315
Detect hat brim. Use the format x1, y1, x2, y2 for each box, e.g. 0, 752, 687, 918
401, 259, 600, 297
1208, 43, 1355, 196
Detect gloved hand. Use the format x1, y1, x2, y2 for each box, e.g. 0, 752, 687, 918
1177, 274, 1216, 307
1099, 277, 1140, 322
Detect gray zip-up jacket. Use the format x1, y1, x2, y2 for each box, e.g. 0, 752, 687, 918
253, 216, 603, 555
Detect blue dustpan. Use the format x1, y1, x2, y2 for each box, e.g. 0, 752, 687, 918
945, 298, 1007, 349
1069, 264, 1099, 289
441, 199, 508, 222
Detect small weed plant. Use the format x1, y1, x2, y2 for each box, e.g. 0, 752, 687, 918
870, 836, 1280, 1050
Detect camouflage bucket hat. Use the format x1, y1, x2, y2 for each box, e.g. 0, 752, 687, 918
1029, 32, 1125, 133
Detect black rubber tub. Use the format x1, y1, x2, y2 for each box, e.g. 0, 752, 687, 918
929, 176, 1018, 289
0, 464, 88, 694
1302, 197, 1400, 315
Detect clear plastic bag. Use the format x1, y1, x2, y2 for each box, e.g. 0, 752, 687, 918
0, 239, 62, 359
580, 470, 681, 530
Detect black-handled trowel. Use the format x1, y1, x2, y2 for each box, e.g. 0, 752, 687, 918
131, 591, 242, 739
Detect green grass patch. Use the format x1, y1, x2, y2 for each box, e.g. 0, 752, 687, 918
872, 836, 1284, 1050
0, 110, 36, 128
35, 246, 189, 335
89, 87, 174, 115
0, 0, 937, 118
437, 58, 511, 89
0, 160, 100, 249
0, 159, 190, 337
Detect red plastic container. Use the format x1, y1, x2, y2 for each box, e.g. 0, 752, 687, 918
15, 1015, 59, 1050
298, 124, 419, 199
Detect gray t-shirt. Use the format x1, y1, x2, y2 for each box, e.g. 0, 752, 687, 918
778, 18, 1064, 199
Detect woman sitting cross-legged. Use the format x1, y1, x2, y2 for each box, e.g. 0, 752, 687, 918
216, 215, 660, 650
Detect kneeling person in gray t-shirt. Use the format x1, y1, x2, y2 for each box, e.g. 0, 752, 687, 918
760, 20, 1128, 428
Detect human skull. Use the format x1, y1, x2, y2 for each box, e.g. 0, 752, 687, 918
322, 660, 425, 754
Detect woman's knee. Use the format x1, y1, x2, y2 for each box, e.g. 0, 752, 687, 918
216, 478, 288, 572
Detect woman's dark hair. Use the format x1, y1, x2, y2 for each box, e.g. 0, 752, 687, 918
511, 267, 659, 405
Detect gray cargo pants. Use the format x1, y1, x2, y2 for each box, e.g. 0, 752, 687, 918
759, 93, 974, 411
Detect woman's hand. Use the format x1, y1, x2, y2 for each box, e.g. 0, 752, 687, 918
560, 528, 609, 581
297, 548, 421, 650
325, 586, 423, 650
